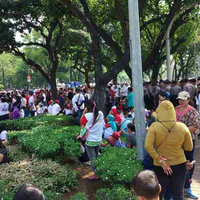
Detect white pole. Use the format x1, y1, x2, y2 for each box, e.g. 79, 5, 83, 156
166, 29, 171, 81
128, 0, 147, 160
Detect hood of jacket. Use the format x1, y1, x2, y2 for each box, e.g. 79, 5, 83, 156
107, 114, 115, 122
156, 100, 176, 129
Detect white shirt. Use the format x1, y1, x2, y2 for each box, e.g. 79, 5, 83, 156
51, 103, 61, 115
29, 96, 36, 111
121, 85, 128, 97
114, 87, 120, 98
0, 130, 7, 141
48, 105, 53, 114
21, 98, 27, 107
128, 111, 135, 119
72, 93, 85, 112
0, 102, 9, 116
84, 111, 104, 142
64, 108, 73, 115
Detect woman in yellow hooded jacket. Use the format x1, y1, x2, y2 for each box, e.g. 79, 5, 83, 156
145, 100, 193, 200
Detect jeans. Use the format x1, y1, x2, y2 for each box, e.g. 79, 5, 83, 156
154, 162, 187, 200
24, 108, 29, 118
85, 145, 100, 171
184, 140, 196, 189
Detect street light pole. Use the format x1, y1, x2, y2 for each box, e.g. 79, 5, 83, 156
128, 0, 147, 161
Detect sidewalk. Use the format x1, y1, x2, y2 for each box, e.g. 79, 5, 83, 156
189, 139, 200, 198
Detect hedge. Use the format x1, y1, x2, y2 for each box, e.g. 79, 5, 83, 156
1, 115, 73, 131
7, 125, 82, 160
94, 147, 143, 184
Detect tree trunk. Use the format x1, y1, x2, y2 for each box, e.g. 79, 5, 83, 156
49, 74, 58, 100
151, 65, 160, 83
113, 76, 118, 85
92, 80, 107, 114
2, 67, 6, 89
85, 69, 90, 88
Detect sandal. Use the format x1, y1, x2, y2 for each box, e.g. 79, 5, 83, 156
88, 175, 100, 180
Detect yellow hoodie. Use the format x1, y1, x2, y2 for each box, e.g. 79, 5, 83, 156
145, 100, 193, 166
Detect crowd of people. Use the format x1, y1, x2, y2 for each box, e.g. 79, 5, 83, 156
0, 78, 200, 199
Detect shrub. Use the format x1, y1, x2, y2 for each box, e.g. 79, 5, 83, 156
96, 185, 135, 200
94, 147, 143, 184
7, 144, 30, 162
1, 115, 73, 131
18, 125, 82, 160
69, 192, 88, 200
0, 159, 78, 200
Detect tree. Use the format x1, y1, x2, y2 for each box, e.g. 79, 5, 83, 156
0, 0, 68, 98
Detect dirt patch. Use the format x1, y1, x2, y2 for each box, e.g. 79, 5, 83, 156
61, 165, 109, 200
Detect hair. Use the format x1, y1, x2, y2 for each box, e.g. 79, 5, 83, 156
128, 87, 133, 92
76, 88, 81, 93
132, 170, 160, 199
1, 97, 7, 103
85, 100, 99, 125
159, 91, 169, 100
13, 184, 45, 200
127, 123, 135, 132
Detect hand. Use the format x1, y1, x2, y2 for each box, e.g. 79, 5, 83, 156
161, 161, 173, 176
186, 160, 193, 170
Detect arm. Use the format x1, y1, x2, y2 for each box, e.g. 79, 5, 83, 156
145, 126, 163, 163
183, 127, 193, 151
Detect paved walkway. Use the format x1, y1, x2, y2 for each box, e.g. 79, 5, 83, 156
190, 139, 200, 198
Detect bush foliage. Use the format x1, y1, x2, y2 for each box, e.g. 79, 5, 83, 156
1, 115, 73, 131
96, 185, 135, 200
69, 192, 89, 200
7, 125, 82, 160
0, 159, 78, 200
94, 147, 143, 184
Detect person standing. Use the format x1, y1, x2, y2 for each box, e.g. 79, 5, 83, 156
126, 87, 135, 111
176, 91, 200, 199
170, 81, 182, 107
0, 97, 9, 121
72, 88, 85, 118
29, 91, 36, 117
145, 100, 193, 200
80, 100, 104, 179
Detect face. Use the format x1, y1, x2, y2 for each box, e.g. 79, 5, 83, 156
178, 99, 189, 107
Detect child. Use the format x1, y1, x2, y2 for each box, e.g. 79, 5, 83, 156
132, 170, 161, 200
101, 131, 126, 148
104, 115, 117, 139
125, 123, 136, 148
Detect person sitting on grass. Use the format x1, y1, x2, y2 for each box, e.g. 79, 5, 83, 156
13, 184, 45, 200
101, 130, 126, 148
122, 123, 136, 148
132, 170, 161, 200
104, 114, 117, 139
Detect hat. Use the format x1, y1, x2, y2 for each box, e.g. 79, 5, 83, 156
177, 91, 190, 100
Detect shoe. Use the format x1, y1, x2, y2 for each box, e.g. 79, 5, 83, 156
184, 189, 198, 199
88, 175, 100, 180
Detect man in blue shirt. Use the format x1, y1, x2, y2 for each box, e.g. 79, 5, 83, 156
126, 87, 135, 111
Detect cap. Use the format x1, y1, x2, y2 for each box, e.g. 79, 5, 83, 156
177, 91, 190, 100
